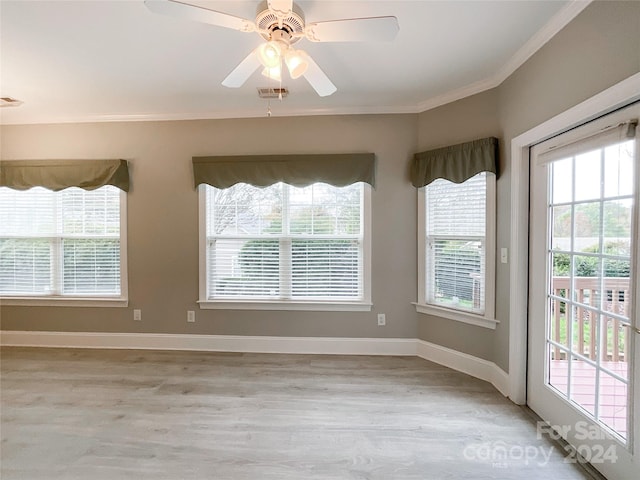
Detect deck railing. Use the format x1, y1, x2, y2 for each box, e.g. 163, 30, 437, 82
550, 277, 630, 362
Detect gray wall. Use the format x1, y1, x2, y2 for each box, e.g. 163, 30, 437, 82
0, 115, 419, 338
415, 0, 640, 370
1, 1, 639, 373
493, 0, 640, 371
415, 88, 501, 362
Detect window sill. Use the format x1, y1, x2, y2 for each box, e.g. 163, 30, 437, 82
413, 303, 499, 330
198, 300, 373, 312
0, 297, 129, 307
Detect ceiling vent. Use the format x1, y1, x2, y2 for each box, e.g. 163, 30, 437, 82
257, 87, 289, 99
0, 97, 23, 107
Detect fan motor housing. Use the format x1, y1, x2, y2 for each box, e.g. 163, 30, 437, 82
256, 1, 305, 45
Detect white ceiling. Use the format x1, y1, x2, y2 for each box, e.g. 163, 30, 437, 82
0, 0, 588, 125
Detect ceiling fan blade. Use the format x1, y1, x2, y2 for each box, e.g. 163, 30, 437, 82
306, 16, 399, 42
145, 0, 255, 32
267, 0, 293, 16
302, 56, 336, 97
222, 49, 262, 88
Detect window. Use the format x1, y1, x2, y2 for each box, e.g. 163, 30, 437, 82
199, 182, 371, 310
416, 172, 497, 328
0, 186, 127, 306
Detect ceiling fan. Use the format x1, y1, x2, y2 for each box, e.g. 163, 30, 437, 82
145, 0, 399, 97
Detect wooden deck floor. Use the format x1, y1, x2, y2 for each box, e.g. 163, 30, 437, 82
1, 347, 600, 480
549, 359, 628, 437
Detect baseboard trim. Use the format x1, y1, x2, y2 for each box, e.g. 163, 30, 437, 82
416, 339, 509, 397
0, 330, 417, 356
0, 331, 510, 397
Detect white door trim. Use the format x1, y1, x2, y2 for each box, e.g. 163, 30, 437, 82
508, 72, 640, 404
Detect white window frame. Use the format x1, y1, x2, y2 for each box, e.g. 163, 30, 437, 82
414, 173, 498, 329
0, 189, 128, 307
198, 183, 372, 311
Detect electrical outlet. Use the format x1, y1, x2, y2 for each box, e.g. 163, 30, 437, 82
133, 309, 142, 321
377, 313, 386, 326
187, 310, 195, 323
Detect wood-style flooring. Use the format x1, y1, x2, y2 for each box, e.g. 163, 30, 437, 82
1, 347, 598, 479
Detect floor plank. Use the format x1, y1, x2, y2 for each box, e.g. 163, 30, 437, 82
1, 347, 597, 479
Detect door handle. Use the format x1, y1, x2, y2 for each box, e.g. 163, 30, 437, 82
634, 326, 640, 335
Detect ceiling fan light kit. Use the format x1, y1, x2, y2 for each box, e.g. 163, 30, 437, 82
145, 0, 399, 97
257, 40, 283, 69
261, 65, 282, 82
284, 49, 308, 79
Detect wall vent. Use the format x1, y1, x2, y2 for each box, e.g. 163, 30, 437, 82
0, 97, 23, 107
257, 88, 289, 99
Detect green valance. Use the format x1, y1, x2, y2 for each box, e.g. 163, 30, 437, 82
0, 159, 130, 192
411, 137, 498, 188
193, 154, 376, 189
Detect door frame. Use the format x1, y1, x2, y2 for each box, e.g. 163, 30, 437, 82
508, 72, 640, 404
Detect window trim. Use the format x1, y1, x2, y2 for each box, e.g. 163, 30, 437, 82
415, 173, 497, 328
198, 183, 372, 311
0, 189, 129, 307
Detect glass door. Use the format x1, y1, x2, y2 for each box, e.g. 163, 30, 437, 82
528, 103, 639, 478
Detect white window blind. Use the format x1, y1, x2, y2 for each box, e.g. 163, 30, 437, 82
425, 172, 487, 314
204, 182, 364, 303
0, 186, 122, 298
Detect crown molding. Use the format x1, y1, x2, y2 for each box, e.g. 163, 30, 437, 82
414, 0, 592, 114
493, 0, 592, 86
0, 1, 591, 126
0, 103, 422, 126
414, 76, 500, 113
